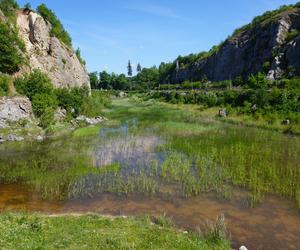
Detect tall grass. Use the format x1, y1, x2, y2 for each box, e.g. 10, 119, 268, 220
0, 97, 299, 209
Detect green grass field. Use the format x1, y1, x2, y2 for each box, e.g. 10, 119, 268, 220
0, 213, 230, 250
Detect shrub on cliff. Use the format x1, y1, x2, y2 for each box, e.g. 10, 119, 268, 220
55, 86, 89, 117
31, 93, 58, 117
0, 0, 19, 18
0, 74, 10, 96
0, 21, 25, 74
15, 70, 54, 99
37, 4, 72, 47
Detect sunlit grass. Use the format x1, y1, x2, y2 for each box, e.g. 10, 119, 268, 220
0, 96, 299, 209
0, 213, 231, 250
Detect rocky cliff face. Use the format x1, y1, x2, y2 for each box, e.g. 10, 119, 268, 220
168, 7, 300, 83
0, 96, 32, 126
16, 10, 90, 89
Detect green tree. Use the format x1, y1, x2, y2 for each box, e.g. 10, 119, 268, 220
137, 63, 142, 73
14, 70, 54, 100
37, 4, 72, 47
39, 107, 55, 128
24, 2, 31, 9
248, 72, 269, 89
136, 66, 159, 91
99, 71, 112, 89
0, 22, 25, 74
127, 60, 133, 77
0, 74, 10, 96
32, 93, 58, 117
114, 74, 128, 90
0, 0, 19, 17
75, 48, 86, 65
89, 72, 99, 89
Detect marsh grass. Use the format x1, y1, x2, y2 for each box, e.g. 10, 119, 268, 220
196, 214, 230, 244
0, 97, 299, 208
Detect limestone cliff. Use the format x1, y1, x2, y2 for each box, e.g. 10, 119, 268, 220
165, 5, 300, 83
16, 9, 90, 89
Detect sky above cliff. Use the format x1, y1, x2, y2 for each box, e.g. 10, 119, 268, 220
18, 0, 300, 75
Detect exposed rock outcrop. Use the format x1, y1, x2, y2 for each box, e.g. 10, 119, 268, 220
16, 10, 90, 89
0, 96, 33, 124
75, 115, 106, 125
0, 9, 5, 21
167, 7, 300, 83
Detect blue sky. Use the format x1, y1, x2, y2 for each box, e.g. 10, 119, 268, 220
18, 0, 299, 74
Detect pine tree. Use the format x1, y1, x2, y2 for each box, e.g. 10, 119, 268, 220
127, 60, 133, 77
137, 63, 142, 73
24, 2, 31, 9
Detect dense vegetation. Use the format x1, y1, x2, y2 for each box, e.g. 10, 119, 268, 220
0, 0, 25, 74
0, 214, 230, 250
146, 76, 300, 132
90, 67, 159, 91
2, 98, 299, 208
232, 3, 300, 36
0, 0, 18, 19
37, 4, 72, 47
14, 70, 108, 128
0, 74, 10, 96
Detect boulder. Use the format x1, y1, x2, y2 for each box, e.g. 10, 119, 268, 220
0, 135, 5, 143
36, 135, 44, 141
218, 108, 227, 118
6, 134, 24, 142
119, 91, 126, 98
75, 115, 106, 125
282, 119, 291, 125
54, 107, 67, 122
0, 96, 33, 123
0, 119, 8, 129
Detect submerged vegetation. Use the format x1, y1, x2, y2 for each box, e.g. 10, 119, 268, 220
1, 97, 299, 209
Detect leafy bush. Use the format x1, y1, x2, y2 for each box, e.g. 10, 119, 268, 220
80, 91, 110, 117
14, 70, 107, 128
39, 107, 55, 128
14, 70, 54, 99
286, 29, 300, 43
75, 48, 86, 66
37, 4, 72, 47
232, 4, 299, 36
247, 72, 270, 89
14, 70, 58, 128
55, 86, 89, 117
0, 0, 19, 18
0, 21, 25, 74
0, 74, 10, 96
31, 93, 58, 117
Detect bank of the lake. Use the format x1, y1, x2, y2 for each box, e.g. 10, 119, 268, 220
1, 97, 300, 249
0, 213, 230, 250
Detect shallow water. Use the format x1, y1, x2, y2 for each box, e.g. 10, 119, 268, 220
1, 184, 300, 250
1, 105, 300, 249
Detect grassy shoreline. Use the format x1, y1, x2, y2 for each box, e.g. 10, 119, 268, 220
0, 213, 230, 250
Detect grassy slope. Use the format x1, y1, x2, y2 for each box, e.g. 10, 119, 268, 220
0, 214, 230, 250
172, 103, 300, 135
